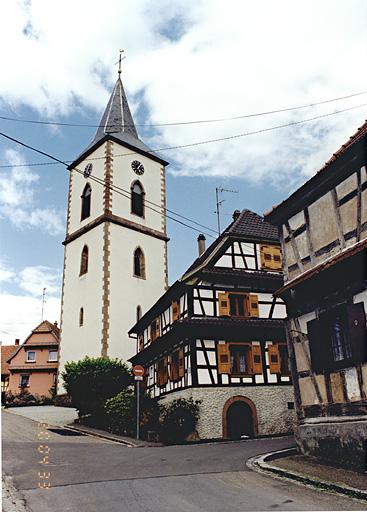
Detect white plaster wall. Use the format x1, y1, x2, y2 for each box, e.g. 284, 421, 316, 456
159, 386, 296, 439
108, 223, 166, 362
111, 145, 165, 233
68, 145, 106, 235
58, 224, 105, 392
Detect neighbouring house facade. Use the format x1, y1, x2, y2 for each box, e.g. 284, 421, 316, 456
7, 321, 60, 398
265, 121, 367, 470
130, 209, 296, 440
58, 68, 169, 392
1, 341, 19, 402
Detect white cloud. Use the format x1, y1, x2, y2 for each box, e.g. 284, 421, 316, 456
0, 0, 366, 190
0, 260, 15, 284
18, 265, 61, 296
0, 294, 60, 345
0, 149, 64, 234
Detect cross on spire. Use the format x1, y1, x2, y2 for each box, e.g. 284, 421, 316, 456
116, 49, 124, 76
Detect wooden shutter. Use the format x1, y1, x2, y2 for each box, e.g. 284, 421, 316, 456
260, 245, 273, 270
347, 302, 366, 363
247, 294, 259, 317
138, 334, 144, 351
170, 353, 178, 381
271, 246, 282, 270
178, 348, 185, 378
217, 343, 231, 374
172, 301, 180, 322
268, 344, 281, 374
251, 345, 263, 374
218, 292, 230, 316
163, 357, 168, 384
156, 363, 161, 387
151, 317, 161, 342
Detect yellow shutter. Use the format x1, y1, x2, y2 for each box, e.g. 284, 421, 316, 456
260, 245, 273, 270
178, 348, 185, 378
172, 301, 180, 322
251, 345, 263, 374
156, 363, 161, 386
247, 294, 259, 317
218, 292, 230, 316
268, 344, 281, 374
271, 246, 282, 271
156, 317, 161, 338
217, 343, 231, 374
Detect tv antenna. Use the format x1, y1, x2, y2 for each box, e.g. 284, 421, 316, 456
214, 186, 238, 235
41, 287, 46, 321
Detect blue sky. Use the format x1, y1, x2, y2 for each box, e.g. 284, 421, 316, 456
0, 0, 366, 343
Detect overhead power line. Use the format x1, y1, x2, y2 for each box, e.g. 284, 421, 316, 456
0, 90, 366, 129
0, 131, 217, 239
0, 101, 366, 169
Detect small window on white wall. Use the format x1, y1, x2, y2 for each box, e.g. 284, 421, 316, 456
79, 307, 84, 327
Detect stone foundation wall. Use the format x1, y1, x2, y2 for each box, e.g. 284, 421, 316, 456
295, 418, 367, 472
159, 386, 296, 439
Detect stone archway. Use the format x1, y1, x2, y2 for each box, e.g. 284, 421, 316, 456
222, 396, 258, 439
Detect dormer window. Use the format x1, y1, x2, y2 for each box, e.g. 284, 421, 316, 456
81, 183, 91, 220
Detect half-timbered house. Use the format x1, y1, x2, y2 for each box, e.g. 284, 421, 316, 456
129, 209, 295, 440
265, 120, 367, 470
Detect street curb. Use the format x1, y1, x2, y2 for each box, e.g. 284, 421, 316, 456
246, 448, 367, 502
64, 424, 138, 447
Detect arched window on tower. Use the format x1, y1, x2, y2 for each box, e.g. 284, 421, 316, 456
137, 305, 142, 322
79, 307, 84, 327
80, 246, 89, 275
133, 248, 145, 278
81, 183, 91, 220
131, 181, 144, 217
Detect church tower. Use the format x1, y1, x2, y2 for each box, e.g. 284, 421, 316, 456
58, 66, 169, 388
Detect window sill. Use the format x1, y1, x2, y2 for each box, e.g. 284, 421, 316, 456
25, 360, 36, 364
133, 274, 146, 280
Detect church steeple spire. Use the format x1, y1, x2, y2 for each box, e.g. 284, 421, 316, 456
92, 76, 139, 142
70, 59, 169, 169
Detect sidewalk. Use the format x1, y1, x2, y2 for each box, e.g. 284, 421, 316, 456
248, 448, 367, 502
66, 423, 163, 447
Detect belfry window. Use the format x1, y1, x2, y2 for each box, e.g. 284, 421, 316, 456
134, 248, 145, 278
131, 181, 144, 217
81, 183, 91, 220
80, 246, 89, 275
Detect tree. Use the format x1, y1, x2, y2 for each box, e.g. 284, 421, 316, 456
62, 357, 132, 422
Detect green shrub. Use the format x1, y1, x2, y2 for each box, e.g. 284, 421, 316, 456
160, 397, 201, 443
105, 388, 159, 437
62, 356, 132, 422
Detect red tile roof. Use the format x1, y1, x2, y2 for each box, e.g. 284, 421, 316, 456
1, 345, 18, 375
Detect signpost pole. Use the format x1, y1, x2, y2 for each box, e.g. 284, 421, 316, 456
136, 379, 140, 441
133, 366, 144, 442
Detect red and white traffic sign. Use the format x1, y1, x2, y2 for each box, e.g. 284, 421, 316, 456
133, 365, 145, 377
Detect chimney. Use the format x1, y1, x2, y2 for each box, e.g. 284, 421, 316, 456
232, 210, 241, 221
15, 339, 20, 346
197, 234, 206, 256
54, 321, 58, 327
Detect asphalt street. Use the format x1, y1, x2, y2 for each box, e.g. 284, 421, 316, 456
2, 409, 365, 512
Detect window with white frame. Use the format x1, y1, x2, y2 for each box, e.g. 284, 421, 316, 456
48, 350, 58, 362
20, 375, 29, 387
26, 350, 36, 362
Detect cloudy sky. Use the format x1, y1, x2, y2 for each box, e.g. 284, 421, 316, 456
0, 0, 366, 343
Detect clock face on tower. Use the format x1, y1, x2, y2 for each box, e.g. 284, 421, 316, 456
131, 160, 144, 175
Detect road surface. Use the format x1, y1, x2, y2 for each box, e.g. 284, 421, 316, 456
2, 409, 364, 512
